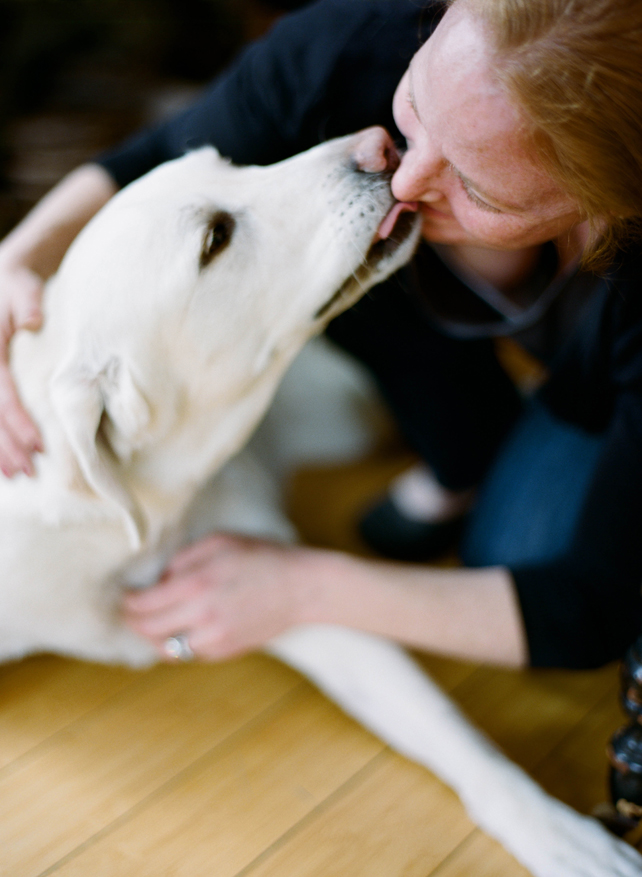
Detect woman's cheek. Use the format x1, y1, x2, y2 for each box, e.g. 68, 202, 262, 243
471, 218, 537, 249
448, 201, 529, 247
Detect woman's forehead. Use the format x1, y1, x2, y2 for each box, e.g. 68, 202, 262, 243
410, 6, 573, 215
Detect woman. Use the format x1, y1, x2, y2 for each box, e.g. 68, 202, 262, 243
0, 0, 641, 670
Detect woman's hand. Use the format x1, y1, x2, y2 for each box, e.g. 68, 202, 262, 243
123, 530, 526, 667
0, 163, 119, 478
122, 533, 308, 660
0, 259, 44, 476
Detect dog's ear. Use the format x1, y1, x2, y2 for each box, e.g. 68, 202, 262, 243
50, 357, 150, 550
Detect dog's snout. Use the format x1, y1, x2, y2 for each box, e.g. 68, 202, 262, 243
350, 126, 400, 175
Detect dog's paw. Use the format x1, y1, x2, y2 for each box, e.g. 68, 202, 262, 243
504, 797, 642, 877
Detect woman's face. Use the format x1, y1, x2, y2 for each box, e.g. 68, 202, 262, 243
391, 4, 583, 250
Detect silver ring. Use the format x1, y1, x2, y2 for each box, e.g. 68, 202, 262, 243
163, 633, 195, 662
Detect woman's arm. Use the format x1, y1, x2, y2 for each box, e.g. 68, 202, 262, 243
0, 163, 118, 475
0, 163, 118, 279
305, 545, 527, 666
123, 534, 528, 667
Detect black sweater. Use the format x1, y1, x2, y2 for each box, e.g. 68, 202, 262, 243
96, 0, 642, 669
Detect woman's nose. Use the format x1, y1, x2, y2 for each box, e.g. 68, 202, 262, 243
351, 127, 401, 174
392, 145, 443, 203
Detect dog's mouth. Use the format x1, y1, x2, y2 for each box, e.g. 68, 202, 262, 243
314, 201, 419, 321
366, 200, 419, 262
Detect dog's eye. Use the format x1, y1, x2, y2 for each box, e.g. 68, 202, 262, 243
200, 212, 235, 268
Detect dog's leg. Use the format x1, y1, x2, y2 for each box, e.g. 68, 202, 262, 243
267, 625, 642, 877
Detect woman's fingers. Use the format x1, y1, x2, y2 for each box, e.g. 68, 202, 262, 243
164, 532, 237, 574
124, 570, 232, 661
0, 266, 45, 476
123, 571, 208, 615
0, 365, 42, 475
123, 534, 302, 660
125, 580, 212, 638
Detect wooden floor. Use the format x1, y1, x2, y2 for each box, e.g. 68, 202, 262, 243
0, 447, 631, 877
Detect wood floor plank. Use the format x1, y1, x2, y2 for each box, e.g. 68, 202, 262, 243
0, 655, 302, 877
410, 652, 480, 694
431, 831, 531, 877
0, 655, 135, 770
240, 749, 475, 877
534, 687, 622, 812
43, 686, 385, 877
446, 663, 619, 770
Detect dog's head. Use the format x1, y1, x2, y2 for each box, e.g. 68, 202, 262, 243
45, 132, 420, 546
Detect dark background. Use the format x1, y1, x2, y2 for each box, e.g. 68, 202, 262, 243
0, 0, 309, 236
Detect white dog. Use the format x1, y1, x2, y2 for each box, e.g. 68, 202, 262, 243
1, 134, 639, 877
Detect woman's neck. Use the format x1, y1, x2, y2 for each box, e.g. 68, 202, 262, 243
448, 244, 541, 292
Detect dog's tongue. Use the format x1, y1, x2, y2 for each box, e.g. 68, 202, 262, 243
375, 201, 418, 241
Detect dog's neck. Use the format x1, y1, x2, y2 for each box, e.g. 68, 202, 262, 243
8, 302, 305, 554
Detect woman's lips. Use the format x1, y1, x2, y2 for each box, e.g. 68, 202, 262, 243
421, 202, 453, 219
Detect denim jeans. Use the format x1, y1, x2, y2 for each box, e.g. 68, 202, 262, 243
460, 399, 604, 568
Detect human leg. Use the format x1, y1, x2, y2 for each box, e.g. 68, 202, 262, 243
460, 399, 603, 568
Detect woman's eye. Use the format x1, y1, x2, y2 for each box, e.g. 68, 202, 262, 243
460, 179, 502, 214
200, 212, 235, 268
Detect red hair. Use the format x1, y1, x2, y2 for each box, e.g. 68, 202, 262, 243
455, 0, 642, 265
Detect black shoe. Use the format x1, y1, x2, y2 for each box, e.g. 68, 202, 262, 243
358, 495, 466, 562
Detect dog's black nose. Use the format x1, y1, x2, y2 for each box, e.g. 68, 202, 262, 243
351, 126, 400, 175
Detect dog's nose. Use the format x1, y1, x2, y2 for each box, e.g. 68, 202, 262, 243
351, 126, 400, 174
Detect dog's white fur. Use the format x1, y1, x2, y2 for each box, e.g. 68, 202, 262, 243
1, 138, 639, 876
0, 137, 418, 663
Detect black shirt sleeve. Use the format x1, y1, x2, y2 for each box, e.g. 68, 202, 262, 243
96, 0, 437, 186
